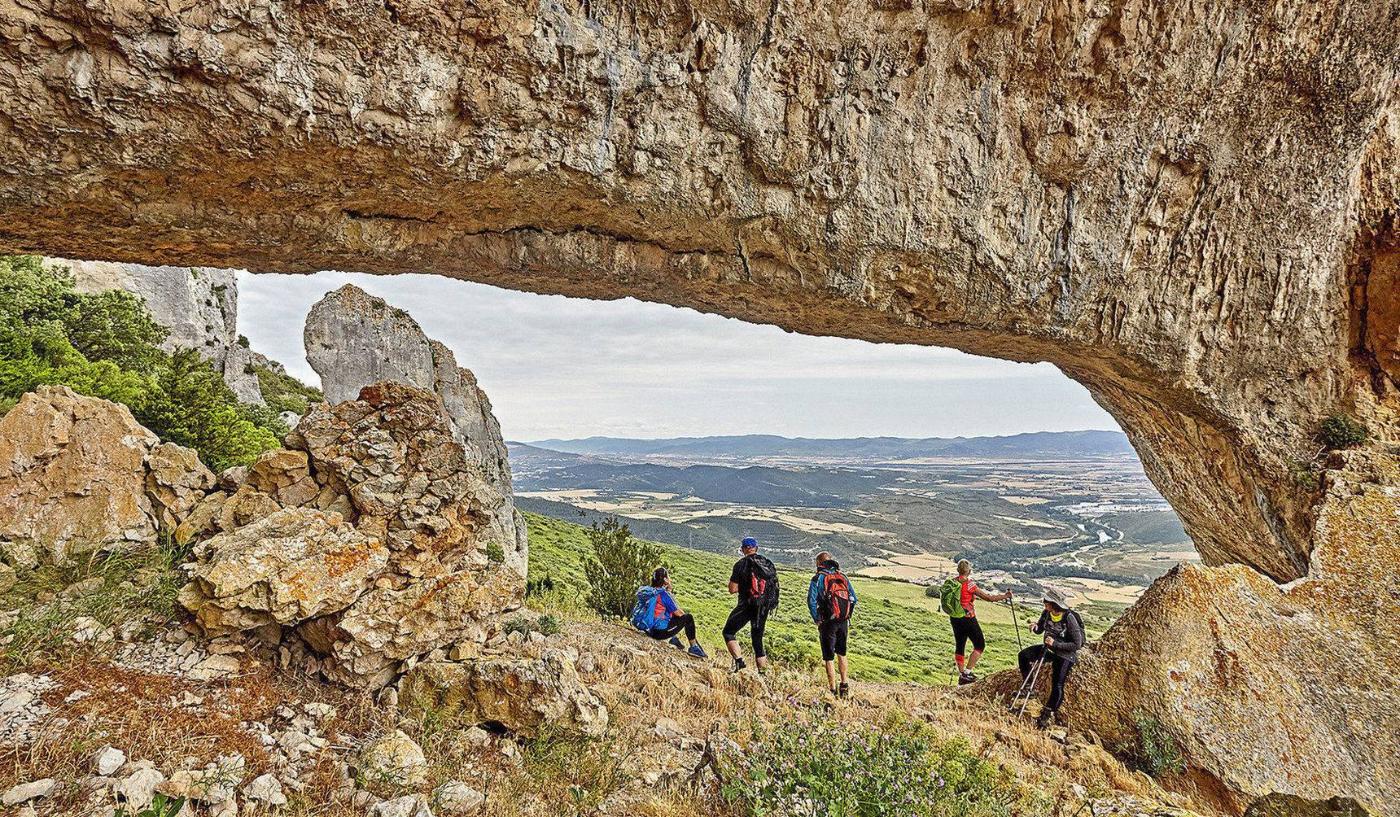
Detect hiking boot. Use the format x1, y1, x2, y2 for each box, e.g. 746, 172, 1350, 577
732, 657, 746, 673
667, 636, 684, 650
958, 671, 977, 685
1035, 709, 1056, 730
687, 644, 708, 659
837, 682, 850, 699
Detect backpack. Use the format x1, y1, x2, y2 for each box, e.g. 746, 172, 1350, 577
744, 555, 780, 611
939, 578, 965, 618
630, 586, 662, 631
817, 570, 854, 622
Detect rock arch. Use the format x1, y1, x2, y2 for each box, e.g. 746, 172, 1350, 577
1, 0, 1397, 809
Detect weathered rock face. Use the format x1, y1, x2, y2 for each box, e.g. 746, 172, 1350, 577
0, 387, 211, 566
54, 259, 265, 404
1, 1, 1395, 584
178, 507, 388, 634
1068, 454, 1400, 815
401, 651, 609, 738
179, 382, 527, 686
304, 284, 526, 563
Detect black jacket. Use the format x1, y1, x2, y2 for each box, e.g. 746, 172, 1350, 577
1032, 609, 1085, 663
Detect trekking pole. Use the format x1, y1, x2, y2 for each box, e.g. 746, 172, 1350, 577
1007, 596, 1023, 653
1010, 656, 1045, 716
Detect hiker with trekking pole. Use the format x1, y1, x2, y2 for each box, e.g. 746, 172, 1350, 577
808, 551, 856, 698
723, 537, 779, 673
938, 559, 1013, 685
1012, 587, 1085, 729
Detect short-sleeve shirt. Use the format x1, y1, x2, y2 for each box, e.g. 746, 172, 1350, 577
960, 577, 978, 618
730, 558, 754, 600
652, 588, 679, 629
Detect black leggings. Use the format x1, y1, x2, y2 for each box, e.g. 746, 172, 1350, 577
647, 612, 696, 643
1018, 645, 1073, 712
951, 616, 985, 656
723, 603, 769, 659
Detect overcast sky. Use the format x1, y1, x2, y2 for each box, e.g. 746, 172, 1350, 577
237, 271, 1119, 441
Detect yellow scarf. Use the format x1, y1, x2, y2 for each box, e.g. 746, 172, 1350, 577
1049, 611, 1064, 623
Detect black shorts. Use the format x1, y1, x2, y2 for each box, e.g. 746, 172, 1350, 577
817, 619, 849, 661
723, 602, 769, 658
950, 616, 985, 656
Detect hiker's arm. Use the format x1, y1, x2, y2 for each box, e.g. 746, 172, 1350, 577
973, 587, 1010, 602
807, 577, 819, 622
1050, 616, 1085, 655
728, 581, 739, 595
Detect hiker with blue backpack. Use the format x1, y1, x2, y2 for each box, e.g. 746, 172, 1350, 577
808, 551, 856, 698
939, 559, 1012, 685
723, 537, 779, 673
630, 567, 708, 658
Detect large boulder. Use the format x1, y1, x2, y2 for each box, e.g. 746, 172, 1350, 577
401, 651, 608, 738
304, 284, 526, 566
0, 387, 208, 566
179, 507, 388, 634
1067, 453, 1400, 815
179, 382, 526, 687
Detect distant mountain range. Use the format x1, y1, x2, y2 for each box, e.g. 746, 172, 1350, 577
520, 430, 1135, 460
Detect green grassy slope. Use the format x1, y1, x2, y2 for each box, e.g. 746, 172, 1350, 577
525, 512, 1039, 684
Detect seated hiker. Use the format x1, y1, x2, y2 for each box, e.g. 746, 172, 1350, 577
1017, 586, 1085, 728
631, 568, 707, 658
724, 537, 779, 673
940, 559, 1012, 685
807, 551, 856, 698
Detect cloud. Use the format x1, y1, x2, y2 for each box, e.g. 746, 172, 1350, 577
236, 271, 1120, 440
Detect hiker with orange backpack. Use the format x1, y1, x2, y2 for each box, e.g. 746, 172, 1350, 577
808, 551, 856, 698
723, 537, 779, 673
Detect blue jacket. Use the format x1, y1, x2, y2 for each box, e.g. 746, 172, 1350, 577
808, 561, 856, 623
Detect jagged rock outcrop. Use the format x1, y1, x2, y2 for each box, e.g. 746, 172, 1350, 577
178, 507, 388, 634
180, 382, 527, 687
304, 284, 526, 564
401, 651, 609, 738
55, 259, 265, 404
0, 386, 212, 567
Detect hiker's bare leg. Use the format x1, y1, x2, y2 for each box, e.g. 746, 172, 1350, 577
966, 648, 983, 671
725, 639, 741, 659
825, 661, 837, 690
756, 655, 770, 670
837, 655, 848, 685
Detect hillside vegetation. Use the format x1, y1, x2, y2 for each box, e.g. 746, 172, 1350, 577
523, 512, 1070, 684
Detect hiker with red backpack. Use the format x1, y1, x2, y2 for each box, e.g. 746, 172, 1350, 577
1018, 586, 1084, 728
938, 559, 1012, 685
630, 567, 708, 658
723, 537, 779, 673
808, 551, 856, 698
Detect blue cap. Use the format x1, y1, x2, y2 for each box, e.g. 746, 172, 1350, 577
741, 537, 758, 550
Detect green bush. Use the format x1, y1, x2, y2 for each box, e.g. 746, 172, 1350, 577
582, 517, 664, 618
255, 363, 323, 417
0, 255, 289, 471
503, 613, 563, 638
1123, 713, 1185, 777
719, 715, 1045, 817
1319, 414, 1367, 449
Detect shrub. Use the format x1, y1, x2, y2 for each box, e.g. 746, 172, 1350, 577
1319, 414, 1367, 449
116, 793, 186, 817
0, 255, 293, 471
719, 715, 1045, 817
1122, 713, 1186, 777
582, 517, 663, 618
255, 363, 323, 417
503, 614, 562, 638
485, 541, 506, 564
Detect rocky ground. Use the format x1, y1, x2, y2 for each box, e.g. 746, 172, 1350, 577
1, 551, 1201, 817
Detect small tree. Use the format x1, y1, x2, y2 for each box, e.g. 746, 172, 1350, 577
583, 517, 663, 618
